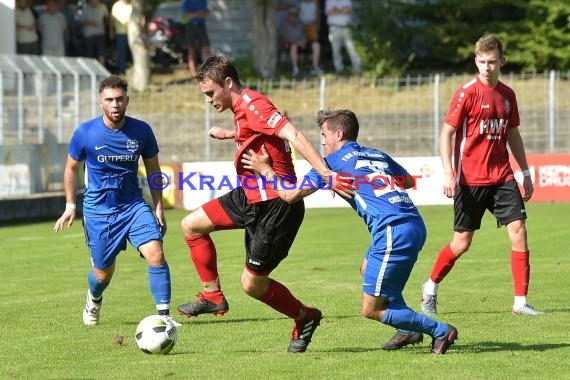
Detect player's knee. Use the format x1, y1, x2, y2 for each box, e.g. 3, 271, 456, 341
180, 215, 197, 235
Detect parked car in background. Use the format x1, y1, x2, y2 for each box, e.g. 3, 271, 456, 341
146, 2, 187, 68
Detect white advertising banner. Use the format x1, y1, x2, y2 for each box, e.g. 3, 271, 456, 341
0, 164, 31, 196
182, 157, 451, 210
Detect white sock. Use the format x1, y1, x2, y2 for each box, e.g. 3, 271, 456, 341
423, 279, 439, 295
513, 296, 527, 310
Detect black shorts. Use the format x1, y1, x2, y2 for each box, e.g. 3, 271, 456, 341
184, 23, 210, 49
453, 180, 527, 231
211, 187, 305, 274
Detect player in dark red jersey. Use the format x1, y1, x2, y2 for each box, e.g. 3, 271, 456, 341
176, 55, 352, 352
420, 34, 543, 316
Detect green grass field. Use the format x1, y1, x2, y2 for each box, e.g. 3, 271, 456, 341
1, 204, 569, 379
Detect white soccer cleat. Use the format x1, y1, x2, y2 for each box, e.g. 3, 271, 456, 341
162, 315, 182, 327
82, 291, 102, 326
513, 303, 544, 316
421, 282, 438, 317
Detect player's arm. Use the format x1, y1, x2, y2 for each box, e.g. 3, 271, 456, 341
439, 123, 458, 198
143, 155, 167, 236
53, 155, 81, 232
208, 126, 235, 140
242, 145, 317, 204
508, 127, 534, 201
277, 122, 354, 198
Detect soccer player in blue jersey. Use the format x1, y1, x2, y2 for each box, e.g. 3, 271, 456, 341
53, 75, 179, 327
242, 109, 458, 354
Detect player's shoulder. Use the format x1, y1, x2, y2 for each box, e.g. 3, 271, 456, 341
458, 77, 478, 92
496, 81, 517, 97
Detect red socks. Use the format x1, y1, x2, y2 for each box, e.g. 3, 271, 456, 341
430, 243, 459, 283
258, 279, 302, 319
511, 250, 530, 296
185, 235, 219, 283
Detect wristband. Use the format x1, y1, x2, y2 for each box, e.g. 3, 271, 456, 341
522, 169, 531, 177
66, 203, 76, 210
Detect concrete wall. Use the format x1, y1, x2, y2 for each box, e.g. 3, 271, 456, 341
0, 0, 16, 55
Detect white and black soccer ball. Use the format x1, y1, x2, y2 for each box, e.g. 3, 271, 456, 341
135, 315, 177, 355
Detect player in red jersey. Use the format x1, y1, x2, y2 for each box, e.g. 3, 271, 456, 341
176, 55, 352, 352
420, 34, 543, 316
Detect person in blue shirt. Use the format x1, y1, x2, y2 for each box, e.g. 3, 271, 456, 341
181, 0, 212, 76
54, 75, 179, 327
242, 109, 458, 354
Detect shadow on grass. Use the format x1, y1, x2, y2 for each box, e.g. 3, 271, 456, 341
456, 341, 570, 353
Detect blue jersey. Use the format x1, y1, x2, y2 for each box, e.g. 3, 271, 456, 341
307, 142, 421, 236
68, 115, 159, 215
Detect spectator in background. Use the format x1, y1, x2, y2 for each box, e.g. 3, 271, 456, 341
58, 0, 76, 56
15, 0, 40, 55
299, 0, 322, 75
111, 0, 132, 74
79, 0, 111, 65
325, 0, 361, 75
181, 0, 212, 76
38, 0, 67, 56
278, 7, 307, 77
277, 0, 300, 26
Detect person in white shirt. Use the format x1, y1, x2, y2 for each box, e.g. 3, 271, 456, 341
15, 0, 39, 55
39, 0, 67, 56
79, 0, 111, 64
325, 0, 361, 74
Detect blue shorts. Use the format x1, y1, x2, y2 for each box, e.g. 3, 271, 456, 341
83, 203, 162, 269
362, 218, 426, 298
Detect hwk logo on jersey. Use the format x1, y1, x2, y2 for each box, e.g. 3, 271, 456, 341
127, 139, 139, 152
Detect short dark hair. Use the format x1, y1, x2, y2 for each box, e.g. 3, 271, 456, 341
475, 34, 504, 58
98, 75, 128, 93
195, 56, 242, 87
316, 109, 359, 141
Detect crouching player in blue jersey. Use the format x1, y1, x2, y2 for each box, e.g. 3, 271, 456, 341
242, 109, 458, 354
54, 75, 179, 327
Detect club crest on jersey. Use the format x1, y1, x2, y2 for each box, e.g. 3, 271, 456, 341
267, 112, 283, 129
127, 139, 139, 152
504, 99, 511, 114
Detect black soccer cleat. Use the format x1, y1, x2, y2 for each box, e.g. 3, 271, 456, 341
177, 292, 229, 317
287, 308, 323, 353
431, 324, 458, 354
381, 330, 424, 350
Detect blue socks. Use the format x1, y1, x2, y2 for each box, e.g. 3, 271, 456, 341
148, 262, 172, 307
381, 302, 448, 338
88, 269, 109, 299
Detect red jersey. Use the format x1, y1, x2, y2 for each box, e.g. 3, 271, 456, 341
445, 76, 520, 185
232, 89, 296, 203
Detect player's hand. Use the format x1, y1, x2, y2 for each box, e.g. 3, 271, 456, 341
521, 175, 534, 202
155, 207, 168, 236
329, 171, 355, 199
241, 145, 272, 174
53, 209, 76, 232
208, 126, 230, 140
442, 173, 458, 199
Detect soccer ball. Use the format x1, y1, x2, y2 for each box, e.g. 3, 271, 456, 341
135, 315, 177, 355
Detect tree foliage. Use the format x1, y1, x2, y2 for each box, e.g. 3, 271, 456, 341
355, 0, 570, 75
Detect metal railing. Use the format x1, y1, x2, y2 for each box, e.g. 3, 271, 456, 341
2, 58, 569, 164
0, 54, 110, 146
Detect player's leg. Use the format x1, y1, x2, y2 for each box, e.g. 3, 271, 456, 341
363, 221, 456, 353
178, 190, 242, 317
82, 214, 126, 325
422, 185, 487, 315
242, 198, 320, 352
129, 204, 176, 322
494, 180, 543, 315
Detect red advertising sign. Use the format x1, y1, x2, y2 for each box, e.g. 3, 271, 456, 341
510, 154, 570, 202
